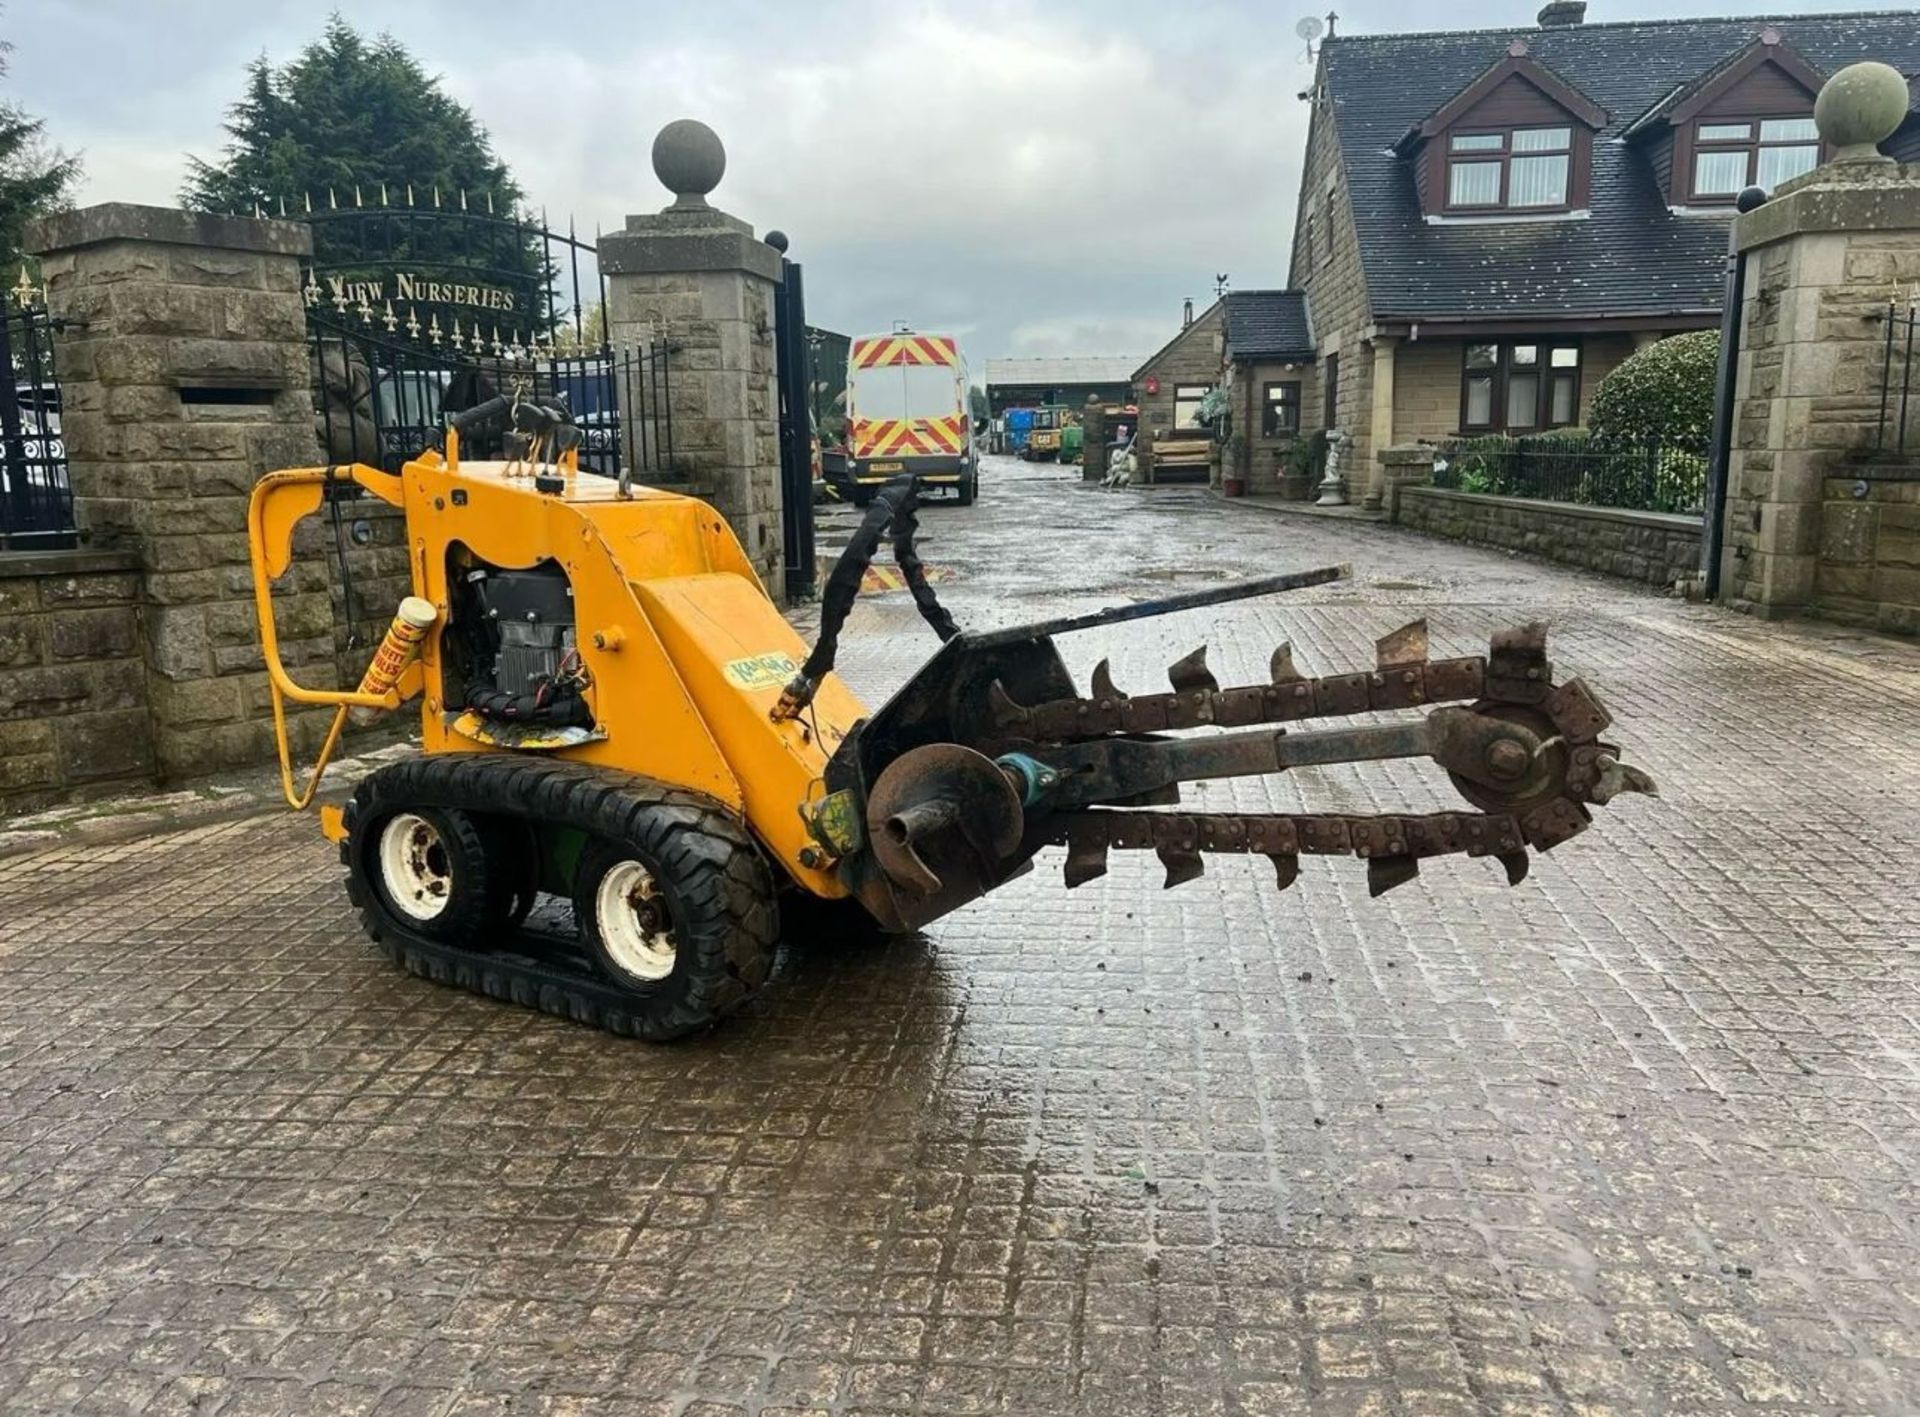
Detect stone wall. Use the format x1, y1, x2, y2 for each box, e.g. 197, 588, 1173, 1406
1228, 357, 1314, 495
0, 550, 153, 810
1390, 333, 1646, 445
24, 203, 332, 786
1132, 303, 1224, 482
1289, 81, 1373, 467
1814, 471, 1920, 633
1396, 486, 1702, 588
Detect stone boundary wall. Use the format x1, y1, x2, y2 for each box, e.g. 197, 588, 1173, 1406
1395, 487, 1702, 588
0, 550, 154, 810
1815, 471, 1919, 634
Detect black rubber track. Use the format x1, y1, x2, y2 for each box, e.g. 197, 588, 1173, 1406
342, 755, 780, 1041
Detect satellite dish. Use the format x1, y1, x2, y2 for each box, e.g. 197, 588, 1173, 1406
1296, 15, 1325, 41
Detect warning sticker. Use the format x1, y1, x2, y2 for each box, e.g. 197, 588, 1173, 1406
723, 652, 799, 690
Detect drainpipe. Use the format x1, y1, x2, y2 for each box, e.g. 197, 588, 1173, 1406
1702, 184, 1768, 601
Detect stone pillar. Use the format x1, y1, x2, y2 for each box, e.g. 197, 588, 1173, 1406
25, 203, 327, 780
600, 121, 785, 599
1362, 336, 1398, 510
1723, 63, 1920, 616
1375, 444, 1435, 518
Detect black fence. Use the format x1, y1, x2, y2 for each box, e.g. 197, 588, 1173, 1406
1429, 433, 1709, 516
310, 315, 673, 479
0, 285, 73, 551
1873, 295, 1916, 458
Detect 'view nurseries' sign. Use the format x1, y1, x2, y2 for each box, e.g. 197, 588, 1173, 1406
314, 272, 522, 314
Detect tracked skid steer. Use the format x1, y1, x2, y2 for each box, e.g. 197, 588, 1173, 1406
248, 397, 1656, 1040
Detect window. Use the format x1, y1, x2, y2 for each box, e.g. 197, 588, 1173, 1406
1322, 180, 1336, 264
1302, 203, 1316, 270
1446, 126, 1573, 210
1262, 382, 1302, 438
1323, 353, 1340, 430
1691, 116, 1820, 198
1172, 384, 1212, 430
1461, 341, 1581, 432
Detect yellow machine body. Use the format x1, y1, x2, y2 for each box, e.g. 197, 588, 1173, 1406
248, 450, 864, 900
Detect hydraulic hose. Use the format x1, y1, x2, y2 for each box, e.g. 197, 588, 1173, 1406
773, 477, 958, 721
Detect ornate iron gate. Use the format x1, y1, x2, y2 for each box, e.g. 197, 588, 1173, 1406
297, 194, 671, 477
0, 277, 73, 551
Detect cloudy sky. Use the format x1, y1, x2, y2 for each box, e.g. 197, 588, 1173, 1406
8, 0, 1890, 361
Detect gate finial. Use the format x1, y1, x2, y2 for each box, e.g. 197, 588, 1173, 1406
652, 119, 726, 211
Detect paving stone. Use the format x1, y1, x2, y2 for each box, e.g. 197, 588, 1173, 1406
0, 459, 1916, 1413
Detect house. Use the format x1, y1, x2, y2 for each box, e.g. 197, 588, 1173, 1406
983, 356, 1138, 416
1287, 2, 1920, 504
1130, 291, 1316, 487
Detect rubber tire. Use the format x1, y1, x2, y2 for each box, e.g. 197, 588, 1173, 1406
572, 814, 774, 1029
360, 805, 515, 944
343, 755, 779, 1041
850, 487, 874, 508
955, 471, 977, 506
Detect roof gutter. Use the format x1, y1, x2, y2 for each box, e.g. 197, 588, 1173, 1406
1369, 310, 1721, 338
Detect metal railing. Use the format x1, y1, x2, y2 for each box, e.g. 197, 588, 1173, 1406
1429, 433, 1709, 516
0, 284, 74, 552
309, 314, 674, 480
1873, 294, 1916, 457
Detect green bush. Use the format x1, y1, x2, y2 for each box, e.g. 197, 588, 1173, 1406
1288, 428, 1329, 483
1589, 332, 1719, 443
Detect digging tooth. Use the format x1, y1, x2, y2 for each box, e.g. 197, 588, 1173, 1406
1591, 754, 1659, 805
1268, 853, 1300, 891
1064, 832, 1110, 888
1367, 855, 1421, 897
1156, 845, 1205, 889
1090, 658, 1126, 701
1269, 642, 1300, 683
1375, 619, 1430, 668
1497, 850, 1531, 887
1167, 646, 1219, 696
987, 679, 1030, 728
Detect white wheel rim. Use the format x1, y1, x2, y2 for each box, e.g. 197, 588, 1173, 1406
378, 813, 454, 922
595, 859, 677, 981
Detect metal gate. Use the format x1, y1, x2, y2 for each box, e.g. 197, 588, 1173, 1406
298, 195, 672, 477
0, 278, 73, 551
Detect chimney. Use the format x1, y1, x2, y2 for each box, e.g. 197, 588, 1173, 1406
1537, 1, 1586, 25
1182, 298, 1194, 327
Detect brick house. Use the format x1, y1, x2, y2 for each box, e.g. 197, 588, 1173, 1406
1290, 2, 1920, 504
1130, 290, 1315, 488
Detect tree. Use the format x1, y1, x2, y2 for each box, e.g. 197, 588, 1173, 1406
184, 16, 519, 217
181, 16, 545, 323
0, 28, 81, 278
1589, 331, 1720, 444
968, 383, 988, 420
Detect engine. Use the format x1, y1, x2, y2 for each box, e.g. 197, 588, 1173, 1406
450, 559, 592, 726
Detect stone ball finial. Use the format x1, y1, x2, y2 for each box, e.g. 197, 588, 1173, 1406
764, 230, 790, 254
652, 119, 727, 207
1814, 61, 1907, 166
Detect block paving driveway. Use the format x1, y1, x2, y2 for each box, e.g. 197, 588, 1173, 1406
2, 458, 1917, 1415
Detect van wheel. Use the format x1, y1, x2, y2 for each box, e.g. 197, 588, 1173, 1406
956, 473, 977, 506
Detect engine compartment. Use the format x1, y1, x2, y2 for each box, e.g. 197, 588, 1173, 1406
444, 548, 594, 726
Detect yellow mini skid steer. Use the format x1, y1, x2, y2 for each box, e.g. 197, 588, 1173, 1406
249, 397, 1656, 1040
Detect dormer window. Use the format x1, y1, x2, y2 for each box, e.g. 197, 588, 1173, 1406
1690, 117, 1820, 198
1447, 126, 1574, 209
1398, 44, 1607, 220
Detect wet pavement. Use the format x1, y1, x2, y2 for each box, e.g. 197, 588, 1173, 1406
2, 455, 1918, 1415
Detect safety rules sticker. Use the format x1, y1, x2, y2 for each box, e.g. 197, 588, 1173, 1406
723, 652, 800, 690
